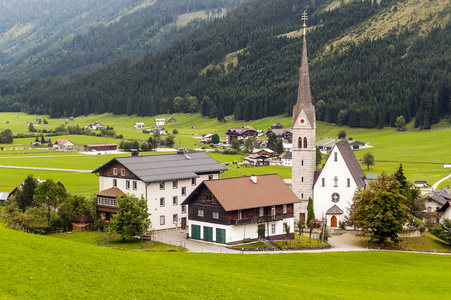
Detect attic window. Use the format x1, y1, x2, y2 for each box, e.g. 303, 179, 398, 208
121, 169, 125, 176
334, 152, 338, 161
206, 194, 212, 202
113, 168, 118, 175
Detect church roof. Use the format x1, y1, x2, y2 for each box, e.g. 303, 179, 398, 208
336, 139, 366, 188
292, 33, 315, 128
326, 205, 344, 215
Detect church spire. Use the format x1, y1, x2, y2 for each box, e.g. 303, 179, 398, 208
292, 11, 315, 128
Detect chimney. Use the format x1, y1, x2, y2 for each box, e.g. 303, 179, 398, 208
250, 174, 257, 184
131, 149, 139, 157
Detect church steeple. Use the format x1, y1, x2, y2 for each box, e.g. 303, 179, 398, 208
292, 11, 315, 128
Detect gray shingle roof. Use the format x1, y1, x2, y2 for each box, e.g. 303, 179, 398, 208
93, 152, 227, 183
336, 139, 366, 188
326, 205, 344, 215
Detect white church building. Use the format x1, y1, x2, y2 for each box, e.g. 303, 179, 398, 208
290, 15, 366, 227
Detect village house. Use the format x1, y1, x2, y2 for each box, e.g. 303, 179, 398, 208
53, 139, 74, 151
134, 122, 145, 129
154, 127, 166, 135
182, 174, 298, 245
142, 129, 154, 134
167, 117, 176, 123
225, 127, 258, 144
0, 192, 10, 206
266, 123, 292, 144
201, 134, 213, 143
316, 138, 338, 151
84, 144, 118, 152
86, 121, 105, 130
155, 118, 165, 126
92, 150, 227, 230
244, 148, 274, 166
95, 187, 124, 220
279, 151, 292, 167
36, 117, 41, 122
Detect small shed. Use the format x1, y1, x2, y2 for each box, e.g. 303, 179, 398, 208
168, 117, 176, 123
69, 117, 74, 121
0, 192, 10, 206
72, 215, 94, 232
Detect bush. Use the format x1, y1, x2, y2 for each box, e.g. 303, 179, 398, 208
319, 227, 331, 242
413, 217, 426, 233
94, 219, 111, 231
339, 220, 346, 229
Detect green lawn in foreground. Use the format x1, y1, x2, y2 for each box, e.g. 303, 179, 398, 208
50, 231, 185, 252
1, 226, 450, 299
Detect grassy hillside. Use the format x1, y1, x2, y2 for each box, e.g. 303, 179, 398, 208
1, 226, 450, 298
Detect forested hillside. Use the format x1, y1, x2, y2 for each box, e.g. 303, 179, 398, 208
0, 0, 450, 129
0, 0, 245, 79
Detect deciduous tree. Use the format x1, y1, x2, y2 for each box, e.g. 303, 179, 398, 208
362, 152, 375, 170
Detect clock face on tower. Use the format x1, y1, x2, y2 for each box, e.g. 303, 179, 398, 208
299, 117, 306, 126
331, 192, 340, 203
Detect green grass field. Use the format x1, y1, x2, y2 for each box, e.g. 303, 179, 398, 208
1, 226, 450, 299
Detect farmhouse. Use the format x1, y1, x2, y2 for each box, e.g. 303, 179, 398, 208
265, 123, 292, 143
349, 140, 365, 149
279, 151, 292, 167
84, 144, 118, 152
53, 139, 74, 151
244, 148, 274, 166
155, 127, 165, 135
201, 134, 213, 143
182, 174, 298, 245
155, 118, 165, 126
167, 117, 176, 123
134, 122, 145, 129
225, 127, 258, 144
92, 151, 227, 230
86, 121, 105, 130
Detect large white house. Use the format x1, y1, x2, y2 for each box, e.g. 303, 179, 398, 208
92, 151, 227, 230
182, 174, 299, 244
313, 139, 366, 227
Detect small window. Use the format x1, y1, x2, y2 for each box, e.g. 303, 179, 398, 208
181, 205, 186, 214
160, 197, 165, 207
160, 216, 165, 225
298, 137, 302, 148
208, 175, 213, 180
206, 194, 212, 201
173, 196, 178, 206
191, 178, 196, 186
133, 181, 137, 190
97, 198, 101, 205
303, 137, 307, 148
301, 193, 304, 199
259, 207, 264, 217
173, 180, 178, 189
126, 180, 130, 190
334, 176, 338, 187
271, 206, 275, 216
113, 168, 118, 175
198, 209, 204, 217
302, 177, 304, 183
121, 169, 125, 176
213, 211, 219, 219
173, 214, 178, 224
283, 204, 287, 214
111, 199, 116, 206
160, 181, 165, 190
238, 210, 243, 220
347, 178, 350, 187
271, 224, 276, 234
113, 179, 117, 187
334, 152, 338, 161
181, 187, 186, 196
322, 178, 325, 187
302, 160, 304, 166
104, 198, 109, 206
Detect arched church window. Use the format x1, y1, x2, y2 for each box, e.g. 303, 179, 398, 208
303, 137, 307, 148
298, 137, 303, 149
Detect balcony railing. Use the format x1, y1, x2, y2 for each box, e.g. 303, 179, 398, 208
230, 213, 293, 226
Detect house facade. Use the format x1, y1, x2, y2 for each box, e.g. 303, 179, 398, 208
134, 122, 145, 129
155, 118, 165, 126
244, 148, 274, 166
182, 174, 298, 245
225, 127, 258, 144
92, 151, 227, 230
53, 139, 74, 151
313, 139, 366, 227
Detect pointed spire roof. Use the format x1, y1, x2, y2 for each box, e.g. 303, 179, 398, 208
292, 20, 315, 128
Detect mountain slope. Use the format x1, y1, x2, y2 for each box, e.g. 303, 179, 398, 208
1, 0, 450, 129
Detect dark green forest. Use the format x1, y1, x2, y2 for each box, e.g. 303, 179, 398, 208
0, 0, 450, 129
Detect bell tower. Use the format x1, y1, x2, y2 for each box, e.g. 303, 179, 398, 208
291, 11, 316, 223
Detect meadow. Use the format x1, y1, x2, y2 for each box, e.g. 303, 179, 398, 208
1, 112, 451, 196
1, 226, 450, 299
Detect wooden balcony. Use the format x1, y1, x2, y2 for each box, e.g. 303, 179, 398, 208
230, 213, 293, 226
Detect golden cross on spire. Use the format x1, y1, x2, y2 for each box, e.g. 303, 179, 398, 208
302, 11, 308, 35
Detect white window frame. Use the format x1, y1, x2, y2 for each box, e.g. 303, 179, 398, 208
181, 205, 186, 214
121, 169, 125, 176
173, 214, 178, 224
160, 197, 165, 207
283, 204, 287, 214
198, 209, 204, 217
181, 187, 186, 196
334, 152, 338, 161
213, 211, 219, 219
271, 206, 275, 217
173, 180, 178, 189
322, 178, 325, 187
191, 177, 196, 186
271, 224, 276, 234
259, 207, 264, 217
208, 175, 213, 180
126, 180, 130, 190
347, 178, 350, 187
160, 181, 165, 190
113, 179, 117, 188
173, 196, 178, 206
238, 210, 243, 220
113, 168, 118, 175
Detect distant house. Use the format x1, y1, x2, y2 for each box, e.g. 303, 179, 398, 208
414, 181, 431, 188
86, 121, 105, 130
266, 128, 292, 144
225, 127, 258, 144
26, 122, 35, 126
167, 117, 176, 123
155, 127, 166, 135
36, 117, 41, 122
134, 122, 145, 129
84, 144, 117, 152
365, 174, 379, 185
30, 141, 40, 147
202, 134, 213, 143
270, 122, 283, 129
244, 148, 274, 166
279, 151, 292, 167
0, 192, 10, 206
69, 117, 74, 121
316, 138, 338, 151
53, 139, 74, 151
72, 215, 94, 232
142, 129, 154, 134
182, 174, 298, 245
44, 138, 52, 144
349, 140, 365, 149
155, 118, 165, 126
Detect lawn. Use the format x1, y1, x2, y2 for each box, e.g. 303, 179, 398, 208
50, 231, 185, 252
273, 235, 329, 247
1, 226, 451, 299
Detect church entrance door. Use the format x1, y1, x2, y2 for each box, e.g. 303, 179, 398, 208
331, 216, 337, 227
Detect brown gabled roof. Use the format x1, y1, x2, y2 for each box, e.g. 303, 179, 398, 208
184, 174, 299, 211
72, 215, 94, 222
95, 187, 124, 198
326, 205, 344, 215
335, 139, 366, 188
